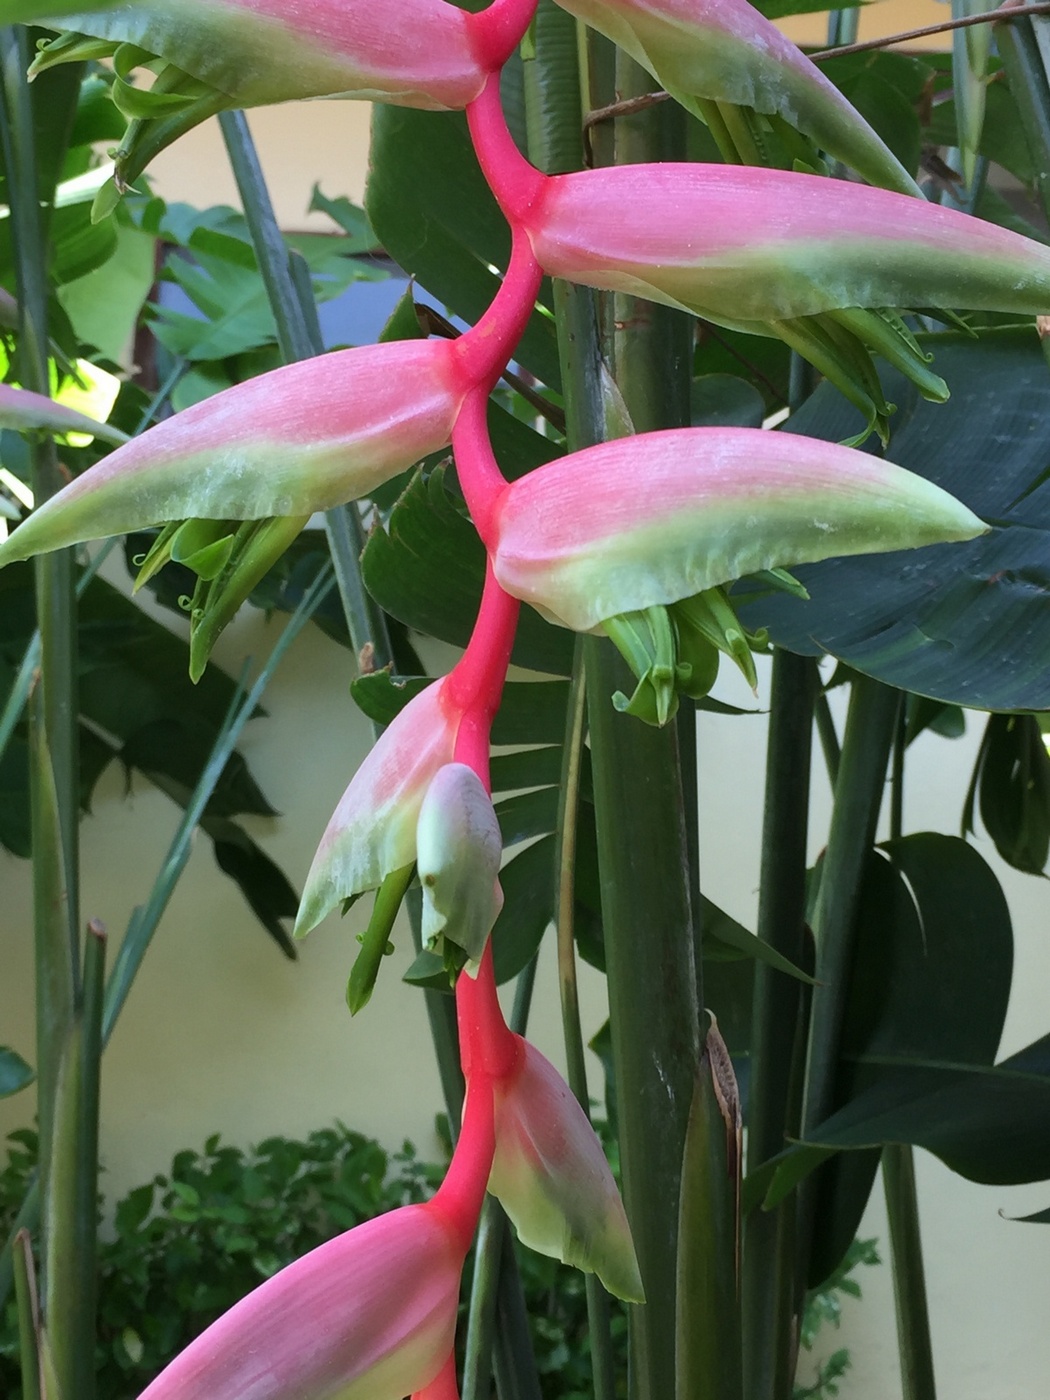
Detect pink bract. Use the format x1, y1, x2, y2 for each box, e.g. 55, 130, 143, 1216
137, 1202, 463, 1400
296, 680, 461, 936
489, 1036, 644, 1302
0, 339, 465, 568
520, 163, 1050, 325
490, 427, 985, 632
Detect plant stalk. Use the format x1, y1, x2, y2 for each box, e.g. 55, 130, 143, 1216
883, 1146, 938, 1400
742, 650, 817, 1400
797, 676, 897, 1313
883, 700, 937, 1400
218, 108, 393, 671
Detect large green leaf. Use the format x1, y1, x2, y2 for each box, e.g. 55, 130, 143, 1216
135, 196, 384, 362
0, 562, 299, 948
751, 833, 1021, 1209
806, 833, 1013, 1279
738, 330, 1050, 710
365, 104, 560, 389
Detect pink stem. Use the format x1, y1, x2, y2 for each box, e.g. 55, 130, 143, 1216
457, 943, 519, 1081
453, 229, 544, 397
466, 72, 548, 226
467, 0, 542, 83
432, 1062, 496, 1250
448, 562, 519, 784
450, 389, 506, 547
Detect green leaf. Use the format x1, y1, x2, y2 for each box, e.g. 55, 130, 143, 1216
755, 834, 1018, 1208
690, 373, 765, 429
365, 104, 560, 389
491, 834, 555, 984
308, 185, 380, 252
205, 820, 299, 960
361, 466, 572, 676
0, 1047, 34, 1097
494, 786, 559, 846
965, 714, 1050, 874
57, 212, 157, 362
738, 329, 1050, 709
701, 893, 815, 984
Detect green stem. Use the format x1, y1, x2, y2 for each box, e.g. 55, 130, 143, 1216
797, 677, 897, 1318
45, 922, 105, 1400
826, 6, 861, 48
742, 651, 817, 1400
217, 109, 393, 672
0, 35, 84, 1394
803, 676, 897, 1132
0, 1179, 39, 1313
554, 646, 619, 1400
12, 1231, 41, 1400
883, 1145, 938, 1400
461, 947, 539, 1400
462, 1197, 505, 1400
883, 698, 937, 1400
813, 686, 841, 788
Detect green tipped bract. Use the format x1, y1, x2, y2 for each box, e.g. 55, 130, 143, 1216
0, 340, 464, 569
491, 428, 986, 633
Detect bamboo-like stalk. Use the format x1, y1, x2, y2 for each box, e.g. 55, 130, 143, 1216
797, 676, 897, 1319
742, 651, 817, 1400
45, 922, 105, 1400
218, 108, 393, 672
581, 49, 700, 1400
522, 14, 620, 1396
0, 32, 86, 1397
883, 1145, 938, 1400
883, 706, 938, 1400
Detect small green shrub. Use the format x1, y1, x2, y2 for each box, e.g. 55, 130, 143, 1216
0, 1127, 875, 1399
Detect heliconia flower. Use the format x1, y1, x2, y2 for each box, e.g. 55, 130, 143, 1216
515, 163, 1050, 330
550, 0, 920, 195
416, 763, 504, 968
0, 339, 465, 569
0, 383, 128, 446
488, 1036, 645, 1304
489, 427, 986, 633
25, 0, 491, 111
137, 1200, 464, 1400
411, 1353, 461, 1400
296, 680, 462, 937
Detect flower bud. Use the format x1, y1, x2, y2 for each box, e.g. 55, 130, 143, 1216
27, 0, 489, 110
417, 763, 504, 969
296, 679, 460, 937
523, 163, 1050, 329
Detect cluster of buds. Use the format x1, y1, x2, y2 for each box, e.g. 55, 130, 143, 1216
5, 0, 1050, 1394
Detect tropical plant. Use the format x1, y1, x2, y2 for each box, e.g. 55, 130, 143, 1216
3, 0, 1050, 1399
